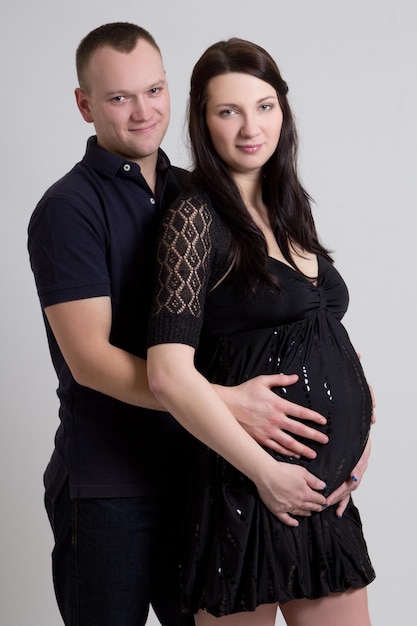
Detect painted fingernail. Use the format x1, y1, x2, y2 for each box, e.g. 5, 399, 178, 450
351, 475, 358, 482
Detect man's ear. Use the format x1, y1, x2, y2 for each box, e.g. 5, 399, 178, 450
75, 87, 94, 123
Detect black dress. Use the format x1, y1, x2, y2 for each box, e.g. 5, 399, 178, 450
148, 192, 375, 617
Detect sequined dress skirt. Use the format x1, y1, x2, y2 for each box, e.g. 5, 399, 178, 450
181, 311, 375, 616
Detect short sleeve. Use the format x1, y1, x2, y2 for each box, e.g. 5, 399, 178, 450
148, 194, 214, 348
28, 192, 111, 308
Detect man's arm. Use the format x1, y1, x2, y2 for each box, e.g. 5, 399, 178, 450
45, 296, 329, 458
45, 296, 159, 409
46, 295, 371, 524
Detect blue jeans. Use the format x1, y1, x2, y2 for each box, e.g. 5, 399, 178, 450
45, 481, 193, 626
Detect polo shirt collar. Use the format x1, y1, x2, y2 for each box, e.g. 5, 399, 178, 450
83, 135, 171, 179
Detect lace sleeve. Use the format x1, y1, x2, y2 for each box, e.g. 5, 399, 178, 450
148, 193, 213, 348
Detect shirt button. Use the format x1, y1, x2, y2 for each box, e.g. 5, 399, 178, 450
150, 197, 156, 205
123, 164, 131, 172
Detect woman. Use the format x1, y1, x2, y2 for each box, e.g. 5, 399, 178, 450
147, 38, 375, 626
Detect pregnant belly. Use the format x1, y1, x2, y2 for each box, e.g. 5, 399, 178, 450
197, 311, 373, 494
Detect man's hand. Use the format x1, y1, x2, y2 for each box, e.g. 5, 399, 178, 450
325, 438, 372, 517
369, 384, 377, 425
215, 373, 329, 459
325, 372, 375, 517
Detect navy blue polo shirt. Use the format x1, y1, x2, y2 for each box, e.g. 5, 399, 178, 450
28, 136, 190, 499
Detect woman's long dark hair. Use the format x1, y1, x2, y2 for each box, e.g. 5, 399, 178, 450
188, 38, 332, 292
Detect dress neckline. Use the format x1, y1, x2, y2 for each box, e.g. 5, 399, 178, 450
267, 254, 321, 288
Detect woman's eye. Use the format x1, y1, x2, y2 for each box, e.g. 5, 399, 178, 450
220, 109, 236, 117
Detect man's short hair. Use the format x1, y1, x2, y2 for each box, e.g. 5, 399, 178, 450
76, 22, 161, 91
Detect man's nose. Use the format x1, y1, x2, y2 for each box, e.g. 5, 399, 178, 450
131, 98, 151, 121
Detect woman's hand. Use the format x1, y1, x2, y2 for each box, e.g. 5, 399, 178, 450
255, 459, 327, 528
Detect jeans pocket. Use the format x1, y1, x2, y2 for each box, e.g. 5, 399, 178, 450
44, 488, 56, 535
71, 497, 79, 546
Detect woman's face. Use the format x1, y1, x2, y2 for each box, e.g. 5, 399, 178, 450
205, 72, 283, 178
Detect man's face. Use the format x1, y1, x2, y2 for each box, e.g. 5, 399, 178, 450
75, 40, 170, 167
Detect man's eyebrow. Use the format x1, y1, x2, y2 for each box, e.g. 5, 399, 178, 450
104, 79, 167, 97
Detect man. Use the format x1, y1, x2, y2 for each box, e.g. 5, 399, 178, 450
28, 22, 370, 626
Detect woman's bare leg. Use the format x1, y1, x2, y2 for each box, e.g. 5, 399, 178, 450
195, 603, 278, 626
280, 588, 371, 626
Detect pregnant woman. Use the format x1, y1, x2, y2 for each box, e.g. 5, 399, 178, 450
147, 38, 375, 626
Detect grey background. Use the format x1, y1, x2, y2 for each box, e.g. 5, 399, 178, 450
1, 0, 415, 623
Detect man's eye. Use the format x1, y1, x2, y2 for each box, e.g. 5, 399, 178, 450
112, 96, 126, 103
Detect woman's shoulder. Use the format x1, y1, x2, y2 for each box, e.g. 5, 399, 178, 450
165, 186, 226, 231
171, 186, 212, 212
